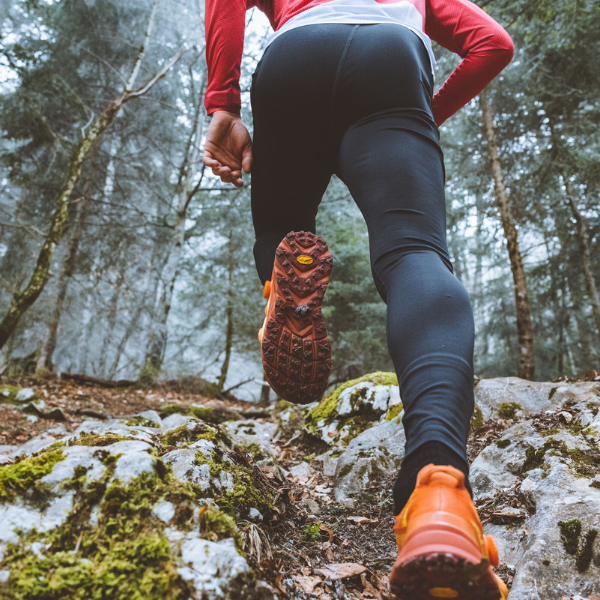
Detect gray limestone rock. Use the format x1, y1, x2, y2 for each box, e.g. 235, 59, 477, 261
0, 411, 274, 599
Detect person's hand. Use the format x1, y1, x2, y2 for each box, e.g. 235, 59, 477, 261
203, 110, 253, 188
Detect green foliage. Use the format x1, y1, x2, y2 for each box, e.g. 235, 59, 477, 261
0, 450, 65, 503
498, 402, 520, 419
304, 523, 322, 541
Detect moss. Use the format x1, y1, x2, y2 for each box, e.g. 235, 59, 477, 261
70, 432, 136, 447
470, 404, 484, 432
590, 481, 600, 490
540, 428, 561, 437
125, 416, 160, 428
369, 459, 385, 479
199, 506, 241, 547
558, 519, 582, 555
338, 464, 353, 480
549, 387, 557, 399
592, 408, 599, 417
522, 439, 562, 472
162, 422, 230, 448
385, 404, 403, 422
576, 529, 598, 572
0, 449, 65, 503
236, 443, 267, 462
567, 420, 585, 435
0, 384, 24, 404
340, 415, 373, 446
558, 520, 598, 573
357, 464, 369, 479
1, 463, 201, 600
159, 404, 235, 424
193, 449, 273, 515
496, 439, 511, 449
306, 371, 398, 428
498, 402, 520, 419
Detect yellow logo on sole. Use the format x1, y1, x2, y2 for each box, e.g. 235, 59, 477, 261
428, 589, 458, 598
297, 255, 313, 265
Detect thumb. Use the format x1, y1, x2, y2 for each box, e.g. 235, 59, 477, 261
242, 144, 253, 174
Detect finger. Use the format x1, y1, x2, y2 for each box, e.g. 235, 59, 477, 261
219, 172, 236, 184
242, 148, 253, 174
217, 166, 232, 176
212, 166, 222, 177
229, 170, 241, 179
234, 178, 244, 188
203, 151, 221, 168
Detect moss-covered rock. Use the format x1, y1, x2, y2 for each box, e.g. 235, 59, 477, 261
0, 414, 274, 599
304, 372, 400, 448
0, 450, 65, 503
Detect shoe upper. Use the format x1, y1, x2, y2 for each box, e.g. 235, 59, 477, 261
394, 464, 491, 563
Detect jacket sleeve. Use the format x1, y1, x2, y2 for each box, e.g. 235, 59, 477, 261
425, 0, 514, 126
204, 0, 249, 115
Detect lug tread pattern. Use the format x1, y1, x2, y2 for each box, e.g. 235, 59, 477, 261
389, 553, 503, 600
261, 231, 332, 405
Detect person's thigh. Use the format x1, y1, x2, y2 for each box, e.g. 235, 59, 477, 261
334, 24, 450, 292
250, 25, 357, 282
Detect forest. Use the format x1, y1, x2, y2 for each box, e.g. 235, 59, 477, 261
0, 0, 599, 401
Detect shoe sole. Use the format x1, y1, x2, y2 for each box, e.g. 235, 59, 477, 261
261, 231, 333, 405
389, 552, 503, 600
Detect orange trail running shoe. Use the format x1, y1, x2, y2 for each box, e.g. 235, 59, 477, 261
259, 231, 333, 405
389, 464, 509, 600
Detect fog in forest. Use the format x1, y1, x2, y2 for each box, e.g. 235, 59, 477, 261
1, 0, 599, 400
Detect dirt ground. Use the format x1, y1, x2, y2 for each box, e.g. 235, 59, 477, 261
6, 372, 576, 598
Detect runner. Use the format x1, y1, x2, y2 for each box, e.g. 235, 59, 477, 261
203, 1, 513, 598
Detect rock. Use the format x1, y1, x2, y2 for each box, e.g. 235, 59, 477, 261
176, 535, 258, 599
474, 377, 600, 420
334, 417, 405, 503
224, 419, 278, 464
0, 411, 275, 599
471, 398, 600, 599
304, 372, 401, 450
15, 388, 36, 402
290, 461, 313, 482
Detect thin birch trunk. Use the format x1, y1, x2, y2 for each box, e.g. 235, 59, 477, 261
217, 236, 234, 394
140, 78, 206, 383
480, 89, 535, 380
564, 182, 600, 343
36, 148, 99, 372
97, 264, 125, 376
0, 0, 185, 349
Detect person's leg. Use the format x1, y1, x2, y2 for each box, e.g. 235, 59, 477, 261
250, 25, 362, 403
251, 24, 362, 283
334, 24, 475, 514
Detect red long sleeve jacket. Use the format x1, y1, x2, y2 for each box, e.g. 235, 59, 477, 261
204, 0, 513, 125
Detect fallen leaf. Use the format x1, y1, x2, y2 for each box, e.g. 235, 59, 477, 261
558, 411, 573, 423
319, 524, 335, 542
327, 430, 338, 438
314, 563, 367, 580
347, 516, 378, 524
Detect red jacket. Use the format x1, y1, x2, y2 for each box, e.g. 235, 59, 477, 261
205, 0, 513, 125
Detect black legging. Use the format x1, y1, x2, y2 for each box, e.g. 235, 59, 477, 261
250, 23, 475, 507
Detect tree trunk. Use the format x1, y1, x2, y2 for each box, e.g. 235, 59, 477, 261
97, 265, 125, 376
217, 236, 234, 394
564, 183, 600, 344
0, 1, 184, 349
37, 148, 99, 372
140, 79, 206, 383
480, 89, 535, 380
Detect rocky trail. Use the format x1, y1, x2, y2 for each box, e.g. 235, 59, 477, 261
1, 372, 600, 599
